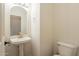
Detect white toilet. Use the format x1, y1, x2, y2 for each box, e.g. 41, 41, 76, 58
54, 42, 78, 56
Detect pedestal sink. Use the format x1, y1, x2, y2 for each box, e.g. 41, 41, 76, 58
10, 36, 31, 56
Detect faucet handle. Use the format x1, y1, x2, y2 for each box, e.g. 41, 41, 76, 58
4, 41, 10, 46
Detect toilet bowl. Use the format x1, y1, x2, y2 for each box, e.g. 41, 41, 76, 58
53, 42, 78, 56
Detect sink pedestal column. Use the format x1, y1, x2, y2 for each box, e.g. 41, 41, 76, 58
19, 44, 24, 56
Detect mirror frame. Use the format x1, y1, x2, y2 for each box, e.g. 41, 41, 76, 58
4, 3, 30, 38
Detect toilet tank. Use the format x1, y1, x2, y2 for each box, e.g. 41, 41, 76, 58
57, 42, 77, 56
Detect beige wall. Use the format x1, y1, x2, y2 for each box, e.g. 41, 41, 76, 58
0, 3, 5, 56
24, 40, 32, 56
5, 44, 19, 56
40, 4, 54, 56
53, 4, 79, 55
0, 4, 2, 40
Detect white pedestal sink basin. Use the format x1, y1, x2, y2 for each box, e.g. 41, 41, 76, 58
10, 36, 31, 56
10, 36, 31, 44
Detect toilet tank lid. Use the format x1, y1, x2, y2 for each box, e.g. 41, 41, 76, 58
57, 42, 77, 48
